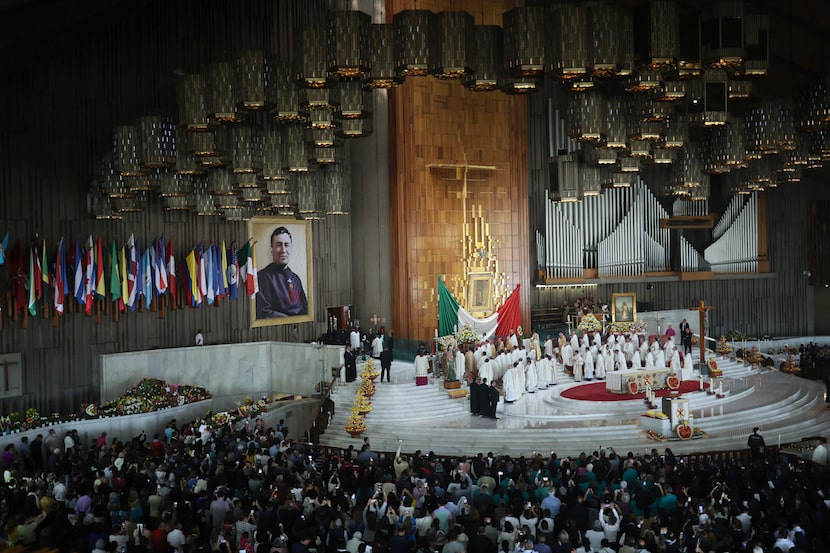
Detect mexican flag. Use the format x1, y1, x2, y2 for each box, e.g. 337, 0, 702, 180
437, 275, 522, 341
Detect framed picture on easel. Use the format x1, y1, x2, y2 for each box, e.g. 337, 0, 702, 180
611, 292, 636, 323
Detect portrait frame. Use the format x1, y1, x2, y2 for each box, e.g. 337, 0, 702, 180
611, 292, 637, 323
467, 272, 494, 313
249, 216, 314, 328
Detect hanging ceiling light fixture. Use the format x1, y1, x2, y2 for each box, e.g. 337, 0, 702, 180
336, 79, 372, 119
137, 115, 176, 170
297, 21, 335, 88
207, 61, 242, 124
700, 0, 744, 70
431, 11, 473, 79
323, 163, 351, 215
274, 65, 307, 124
336, 116, 374, 139
262, 126, 288, 182
174, 128, 207, 177
664, 11, 701, 80
231, 125, 263, 176
393, 8, 434, 78
328, 10, 371, 79
502, 6, 547, 78
235, 50, 277, 110
178, 74, 211, 132
113, 125, 147, 177
633, 0, 678, 71
464, 25, 502, 92
567, 90, 606, 142
364, 23, 404, 89
590, 3, 622, 78
282, 124, 312, 173
551, 4, 589, 83
730, 13, 769, 79
688, 69, 730, 127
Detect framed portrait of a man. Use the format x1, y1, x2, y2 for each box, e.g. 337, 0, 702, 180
249, 217, 313, 328
611, 292, 636, 323
467, 272, 494, 313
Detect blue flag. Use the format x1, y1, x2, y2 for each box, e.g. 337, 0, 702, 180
228, 242, 239, 301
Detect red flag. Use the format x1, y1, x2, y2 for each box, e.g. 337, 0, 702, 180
167, 239, 176, 298
7, 241, 25, 312
53, 238, 66, 315
84, 235, 94, 315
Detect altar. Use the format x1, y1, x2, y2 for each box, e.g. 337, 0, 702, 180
606, 367, 671, 394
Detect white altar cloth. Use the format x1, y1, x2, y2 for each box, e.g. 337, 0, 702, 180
606, 367, 670, 394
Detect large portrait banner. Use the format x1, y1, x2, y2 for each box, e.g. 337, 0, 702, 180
249, 217, 313, 328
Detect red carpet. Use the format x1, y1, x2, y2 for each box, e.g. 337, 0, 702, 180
560, 380, 708, 401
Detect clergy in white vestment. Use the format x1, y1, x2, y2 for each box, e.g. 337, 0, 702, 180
525, 359, 537, 392
476, 349, 488, 371
414, 353, 430, 385
455, 348, 466, 378
595, 348, 606, 379
645, 351, 655, 370
544, 336, 554, 358
631, 333, 640, 349
616, 349, 628, 371
603, 347, 614, 376
581, 333, 590, 349
631, 350, 642, 370
639, 340, 649, 358
624, 339, 635, 361
372, 335, 384, 358
508, 331, 519, 349
536, 356, 549, 388
682, 351, 695, 379
514, 360, 526, 393
656, 350, 666, 368
670, 350, 682, 373
549, 354, 559, 384
570, 333, 580, 352
573, 352, 585, 381
480, 357, 495, 386
584, 350, 595, 380
665, 336, 676, 354
503, 364, 520, 402
607, 334, 616, 347
511, 346, 522, 365
561, 344, 573, 372
496, 351, 509, 380
593, 331, 602, 347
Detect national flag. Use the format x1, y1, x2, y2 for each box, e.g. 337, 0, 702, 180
8, 242, 25, 312
185, 248, 200, 306
83, 235, 95, 314
110, 240, 123, 311
238, 240, 259, 299
166, 239, 176, 299
95, 237, 106, 300
149, 240, 159, 295
32, 240, 43, 301
53, 238, 66, 315
197, 244, 207, 300
73, 241, 85, 307
27, 245, 36, 316
134, 238, 144, 308
126, 234, 138, 310
436, 275, 522, 342
205, 244, 215, 305
218, 240, 228, 296
119, 242, 128, 308
227, 241, 239, 301
39, 240, 48, 306
0, 231, 8, 265
142, 246, 153, 309
156, 239, 168, 294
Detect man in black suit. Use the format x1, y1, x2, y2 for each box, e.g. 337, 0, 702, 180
487, 380, 500, 420
680, 318, 692, 355
344, 344, 357, 382
470, 376, 480, 416
380, 345, 393, 383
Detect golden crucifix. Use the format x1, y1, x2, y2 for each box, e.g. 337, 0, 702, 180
690, 300, 713, 364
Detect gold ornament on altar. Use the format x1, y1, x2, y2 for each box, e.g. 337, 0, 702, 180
716, 336, 732, 355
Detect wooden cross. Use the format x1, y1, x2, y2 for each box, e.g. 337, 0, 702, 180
370, 314, 382, 327
690, 300, 714, 364
0, 357, 18, 392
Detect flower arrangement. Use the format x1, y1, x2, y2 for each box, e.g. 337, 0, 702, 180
354, 395, 372, 414
345, 413, 366, 435
358, 379, 376, 397
97, 378, 211, 418
360, 359, 380, 380
25, 407, 40, 423
724, 329, 747, 342
716, 336, 732, 355
237, 396, 266, 418
629, 320, 647, 334
454, 323, 481, 345
578, 313, 602, 332
436, 335, 457, 351
210, 411, 231, 427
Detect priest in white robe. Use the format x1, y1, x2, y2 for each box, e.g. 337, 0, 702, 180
615, 348, 628, 371
656, 349, 666, 369
631, 350, 642, 370
570, 333, 580, 352
670, 350, 682, 374
503, 364, 520, 402
536, 356, 548, 388
549, 354, 559, 384
682, 351, 695, 380
480, 357, 495, 386
525, 359, 537, 392
631, 333, 640, 350
573, 352, 585, 381
561, 343, 573, 373
455, 348, 466, 380
544, 335, 554, 358
581, 333, 590, 349
645, 351, 655, 370
596, 347, 607, 379
414, 352, 430, 385
584, 349, 595, 380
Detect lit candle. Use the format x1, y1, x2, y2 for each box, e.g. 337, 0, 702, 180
717, 382, 723, 396
435, 329, 438, 338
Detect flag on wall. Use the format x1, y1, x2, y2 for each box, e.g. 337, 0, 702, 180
53, 238, 66, 315
205, 243, 215, 305
27, 245, 37, 316
166, 239, 176, 299
142, 246, 152, 309
155, 238, 168, 295
110, 240, 123, 311
0, 231, 8, 265
95, 237, 106, 301
238, 240, 258, 299
73, 241, 85, 308
134, 238, 144, 308
84, 235, 95, 314
227, 241, 239, 301
185, 248, 200, 306
126, 234, 137, 310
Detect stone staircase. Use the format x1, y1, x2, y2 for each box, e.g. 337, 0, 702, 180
317, 356, 830, 458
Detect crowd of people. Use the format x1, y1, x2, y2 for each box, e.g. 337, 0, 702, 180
0, 404, 828, 553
